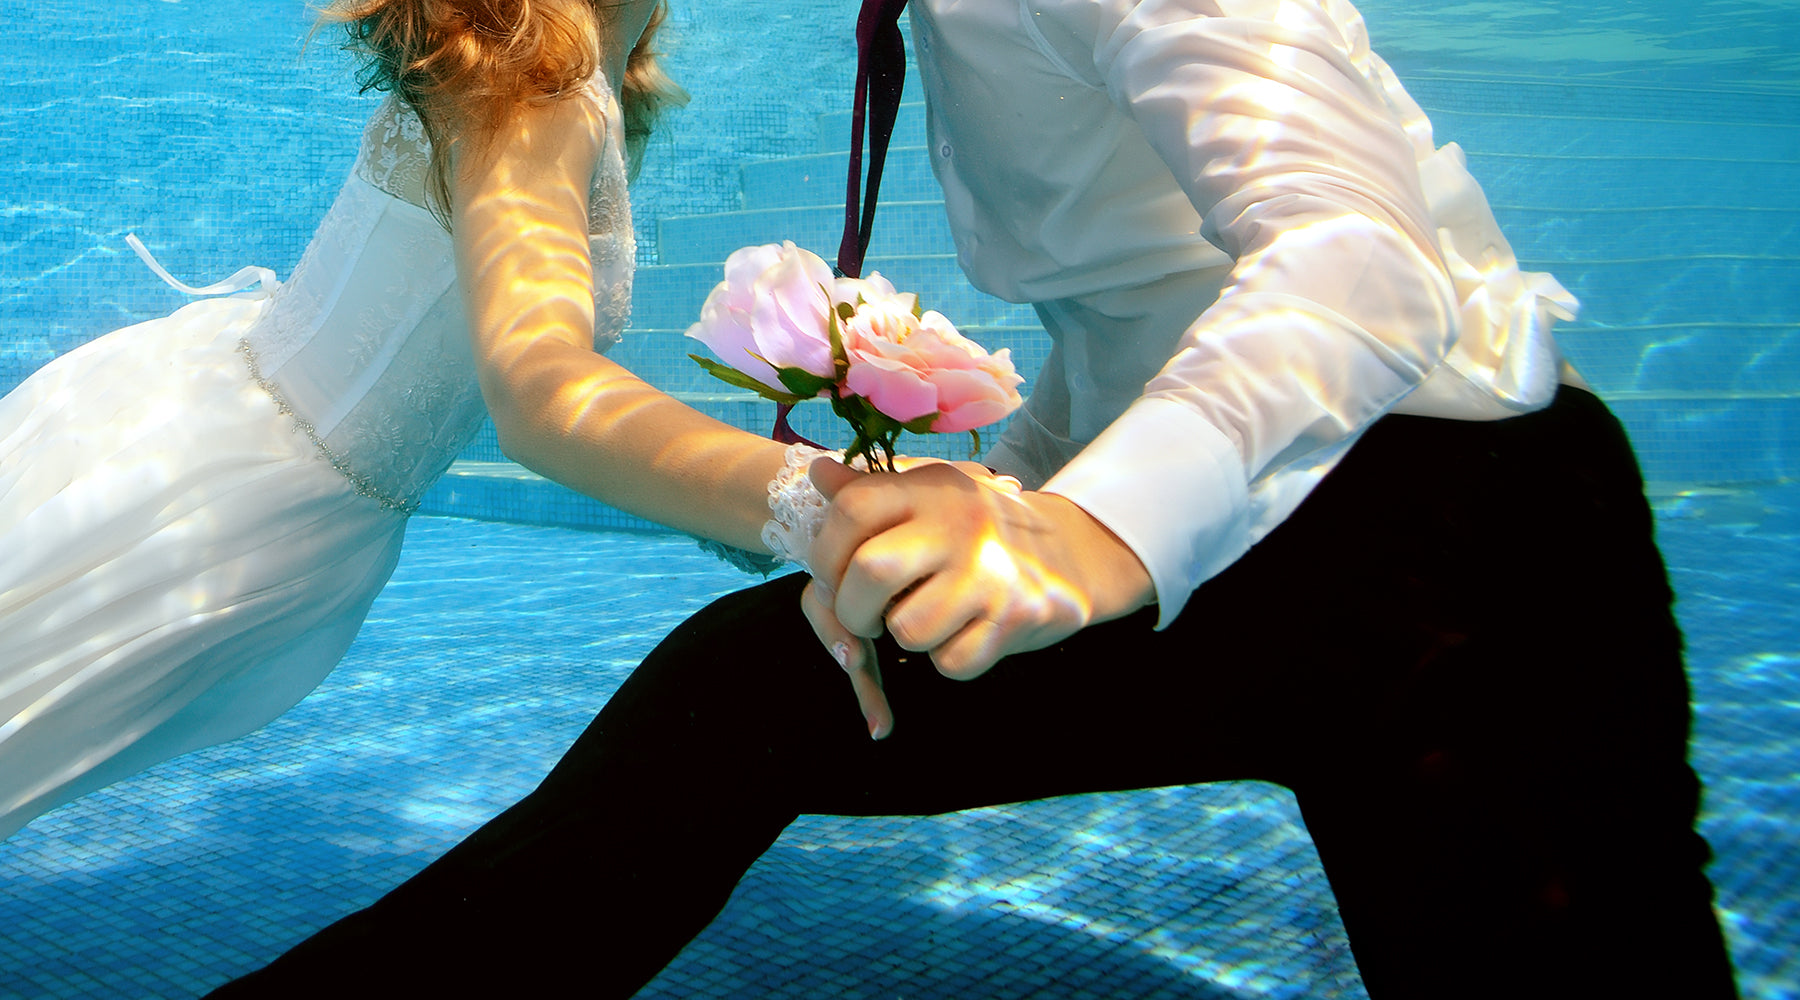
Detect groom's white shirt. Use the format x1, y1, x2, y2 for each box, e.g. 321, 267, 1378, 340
908, 0, 1582, 626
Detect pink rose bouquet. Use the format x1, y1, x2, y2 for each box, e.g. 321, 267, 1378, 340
687, 241, 1024, 471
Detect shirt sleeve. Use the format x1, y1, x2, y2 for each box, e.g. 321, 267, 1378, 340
1035, 0, 1460, 627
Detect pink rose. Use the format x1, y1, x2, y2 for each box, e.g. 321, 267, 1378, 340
685, 241, 837, 392
685, 243, 787, 391
689, 242, 1024, 470
842, 306, 1023, 434
747, 243, 837, 380
829, 271, 904, 312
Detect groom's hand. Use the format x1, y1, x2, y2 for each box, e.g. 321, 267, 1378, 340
807, 459, 1155, 685
795, 457, 1015, 741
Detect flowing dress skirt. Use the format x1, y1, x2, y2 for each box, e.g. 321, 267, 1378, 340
0, 297, 409, 839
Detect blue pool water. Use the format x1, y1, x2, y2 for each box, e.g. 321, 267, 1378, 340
2, 499, 1797, 999
3, 0, 1797, 997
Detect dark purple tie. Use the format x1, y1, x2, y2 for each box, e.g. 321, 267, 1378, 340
775, 0, 911, 444
836, 0, 911, 280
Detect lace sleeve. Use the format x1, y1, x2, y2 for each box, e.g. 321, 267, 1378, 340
354, 98, 433, 210
694, 444, 841, 577
579, 77, 636, 355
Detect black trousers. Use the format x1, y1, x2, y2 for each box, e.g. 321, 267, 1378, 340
213, 388, 1737, 999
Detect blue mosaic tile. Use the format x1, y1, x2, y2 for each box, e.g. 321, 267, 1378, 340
11, 492, 1794, 998
659, 201, 959, 265
740, 148, 948, 209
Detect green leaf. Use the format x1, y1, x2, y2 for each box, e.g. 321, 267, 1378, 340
830, 392, 870, 426
826, 307, 850, 374
842, 422, 878, 471
688, 354, 806, 404
776, 366, 836, 399
860, 407, 903, 440
900, 412, 939, 435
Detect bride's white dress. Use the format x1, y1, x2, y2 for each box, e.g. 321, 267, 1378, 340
0, 74, 635, 840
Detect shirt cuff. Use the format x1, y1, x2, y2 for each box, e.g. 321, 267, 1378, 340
1041, 396, 1251, 629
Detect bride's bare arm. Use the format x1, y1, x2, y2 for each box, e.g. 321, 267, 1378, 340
450, 96, 788, 552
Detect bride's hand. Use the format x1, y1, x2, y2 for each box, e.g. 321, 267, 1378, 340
800, 578, 891, 739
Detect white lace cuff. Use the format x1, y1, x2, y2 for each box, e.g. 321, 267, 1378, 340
761, 443, 838, 573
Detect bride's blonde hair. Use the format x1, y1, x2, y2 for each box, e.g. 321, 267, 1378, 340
320, 0, 687, 219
